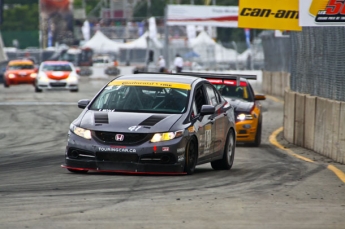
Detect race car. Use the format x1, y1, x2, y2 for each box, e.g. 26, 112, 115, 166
34, 61, 79, 92
62, 72, 237, 175
205, 73, 265, 146
3, 60, 37, 88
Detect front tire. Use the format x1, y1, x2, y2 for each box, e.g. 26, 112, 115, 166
184, 139, 197, 175
250, 121, 262, 147
70, 88, 79, 92
35, 85, 42, 92
211, 129, 235, 170
4, 81, 9, 88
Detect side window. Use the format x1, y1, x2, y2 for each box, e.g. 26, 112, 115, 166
205, 84, 218, 106
194, 86, 208, 114
214, 88, 222, 104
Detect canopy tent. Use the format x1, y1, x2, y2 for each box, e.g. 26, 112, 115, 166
121, 31, 163, 49
82, 30, 125, 53
190, 31, 238, 62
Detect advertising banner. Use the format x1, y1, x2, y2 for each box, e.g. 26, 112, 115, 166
300, 0, 345, 26
238, 0, 301, 31
40, 0, 74, 48
166, 5, 238, 28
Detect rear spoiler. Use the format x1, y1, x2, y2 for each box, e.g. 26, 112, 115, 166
133, 71, 256, 86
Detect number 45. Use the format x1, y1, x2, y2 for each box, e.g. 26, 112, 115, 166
326, 0, 345, 15
128, 126, 142, 131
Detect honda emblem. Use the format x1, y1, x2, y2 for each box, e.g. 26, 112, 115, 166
115, 134, 124, 141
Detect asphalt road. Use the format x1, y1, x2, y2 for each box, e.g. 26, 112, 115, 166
0, 76, 344, 229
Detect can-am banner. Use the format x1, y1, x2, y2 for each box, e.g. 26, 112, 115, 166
40, 0, 74, 48
238, 0, 301, 31
300, 0, 345, 26
166, 5, 238, 28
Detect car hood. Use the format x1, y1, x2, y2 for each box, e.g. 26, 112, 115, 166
80, 110, 182, 133
44, 71, 71, 80
224, 97, 254, 113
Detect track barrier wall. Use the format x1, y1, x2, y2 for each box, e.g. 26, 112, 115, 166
262, 71, 290, 97
283, 89, 345, 164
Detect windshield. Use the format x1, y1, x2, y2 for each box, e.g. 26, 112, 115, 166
90, 82, 190, 114
8, 65, 34, 70
42, 64, 72, 72
214, 84, 254, 102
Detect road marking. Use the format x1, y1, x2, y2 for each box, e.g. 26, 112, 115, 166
267, 96, 345, 184
0, 102, 76, 106
265, 94, 284, 103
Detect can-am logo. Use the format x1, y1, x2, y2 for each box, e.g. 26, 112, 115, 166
115, 134, 124, 141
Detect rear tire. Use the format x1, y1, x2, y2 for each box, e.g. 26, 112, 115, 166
70, 88, 79, 92
4, 81, 9, 88
67, 168, 88, 174
35, 85, 42, 93
184, 139, 197, 175
211, 129, 235, 170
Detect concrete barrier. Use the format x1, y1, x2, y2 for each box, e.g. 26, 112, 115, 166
331, 101, 341, 162
262, 71, 272, 95
271, 72, 282, 97
282, 72, 290, 96
284, 89, 295, 143
323, 99, 334, 158
314, 97, 327, 154
338, 102, 345, 164
304, 95, 316, 150
294, 93, 306, 146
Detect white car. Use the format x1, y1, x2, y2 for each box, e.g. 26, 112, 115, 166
35, 61, 79, 92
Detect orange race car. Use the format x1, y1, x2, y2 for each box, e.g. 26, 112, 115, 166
3, 60, 37, 88
206, 74, 266, 146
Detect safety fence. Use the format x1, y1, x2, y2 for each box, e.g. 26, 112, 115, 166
290, 27, 345, 102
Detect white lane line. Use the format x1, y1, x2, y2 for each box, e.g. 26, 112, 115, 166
0, 102, 77, 106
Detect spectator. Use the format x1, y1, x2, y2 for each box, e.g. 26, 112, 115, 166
158, 55, 166, 73
174, 54, 183, 73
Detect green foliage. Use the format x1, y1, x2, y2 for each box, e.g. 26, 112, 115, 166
73, 0, 99, 15
1, 4, 39, 31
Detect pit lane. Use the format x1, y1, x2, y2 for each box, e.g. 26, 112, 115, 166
0, 75, 344, 229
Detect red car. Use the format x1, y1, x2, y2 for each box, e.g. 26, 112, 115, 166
4, 60, 37, 88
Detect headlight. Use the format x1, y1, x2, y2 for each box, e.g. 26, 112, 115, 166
30, 73, 37, 78
237, 113, 253, 121
8, 73, 15, 78
151, 130, 183, 143
70, 124, 91, 140
38, 73, 49, 82
67, 74, 78, 82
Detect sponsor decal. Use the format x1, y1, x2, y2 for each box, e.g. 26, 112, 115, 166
178, 155, 185, 162
109, 80, 191, 90
162, 147, 169, 152
98, 145, 136, 153
177, 147, 185, 153
188, 126, 195, 133
128, 126, 142, 131
238, 0, 301, 31
98, 109, 115, 112
300, 0, 345, 26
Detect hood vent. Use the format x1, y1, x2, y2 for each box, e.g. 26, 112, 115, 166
94, 113, 109, 124
139, 115, 168, 126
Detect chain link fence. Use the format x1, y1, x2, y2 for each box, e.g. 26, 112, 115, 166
290, 27, 345, 102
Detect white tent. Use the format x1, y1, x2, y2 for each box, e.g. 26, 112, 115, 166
190, 31, 238, 62
121, 31, 163, 49
83, 30, 125, 53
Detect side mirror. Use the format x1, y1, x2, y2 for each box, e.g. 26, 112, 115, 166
200, 105, 215, 116
76, 67, 81, 75
255, 94, 266, 100
78, 99, 90, 109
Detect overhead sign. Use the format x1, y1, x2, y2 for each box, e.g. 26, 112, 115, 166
238, 0, 301, 31
300, 0, 345, 26
166, 5, 238, 28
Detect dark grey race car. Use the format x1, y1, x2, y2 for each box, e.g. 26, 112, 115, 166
62, 72, 236, 175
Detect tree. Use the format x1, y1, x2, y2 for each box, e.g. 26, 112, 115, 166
1, 4, 39, 31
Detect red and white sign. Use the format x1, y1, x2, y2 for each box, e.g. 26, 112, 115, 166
167, 5, 238, 28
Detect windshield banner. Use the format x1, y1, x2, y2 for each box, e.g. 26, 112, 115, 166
109, 80, 191, 90
238, 0, 301, 31
299, 0, 345, 26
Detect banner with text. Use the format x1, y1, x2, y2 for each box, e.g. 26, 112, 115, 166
238, 0, 301, 31
166, 5, 238, 28
300, 0, 345, 26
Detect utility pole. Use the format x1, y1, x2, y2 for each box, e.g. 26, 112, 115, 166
212, 0, 216, 5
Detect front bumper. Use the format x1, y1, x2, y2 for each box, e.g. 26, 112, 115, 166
7, 76, 35, 85
63, 131, 187, 174
235, 120, 257, 142
36, 79, 78, 90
